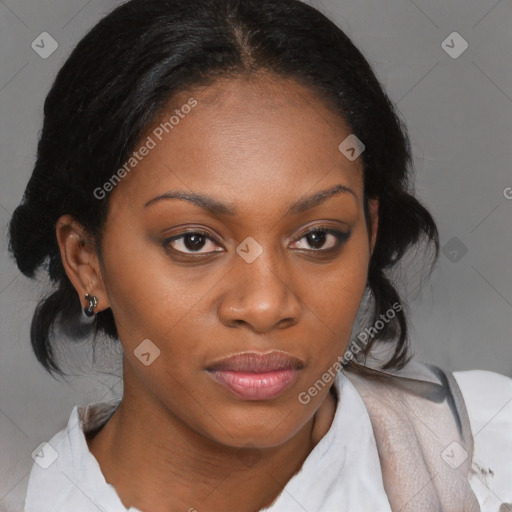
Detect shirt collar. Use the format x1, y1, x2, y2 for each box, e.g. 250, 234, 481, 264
259, 370, 393, 511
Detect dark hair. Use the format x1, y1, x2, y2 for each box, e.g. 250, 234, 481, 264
8, 0, 439, 375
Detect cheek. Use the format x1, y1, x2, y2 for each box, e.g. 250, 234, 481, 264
296, 237, 369, 362
299, 274, 366, 371
302, 239, 369, 329
99, 229, 213, 336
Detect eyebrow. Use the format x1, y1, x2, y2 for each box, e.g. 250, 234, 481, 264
143, 183, 357, 216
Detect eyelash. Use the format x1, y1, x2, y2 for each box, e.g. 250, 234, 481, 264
162, 227, 350, 256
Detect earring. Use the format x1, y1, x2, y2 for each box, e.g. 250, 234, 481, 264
84, 294, 98, 317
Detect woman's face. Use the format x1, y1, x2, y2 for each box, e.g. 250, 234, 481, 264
86, 74, 377, 448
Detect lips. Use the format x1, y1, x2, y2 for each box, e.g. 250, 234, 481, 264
206, 351, 304, 401
206, 351, 304, 373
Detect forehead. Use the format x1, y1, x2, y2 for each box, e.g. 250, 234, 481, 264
108, 73, 364, 215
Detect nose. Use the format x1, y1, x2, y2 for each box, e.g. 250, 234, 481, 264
217, 247, 302, 334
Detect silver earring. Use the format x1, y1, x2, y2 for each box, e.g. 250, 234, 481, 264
84, 294, 98, 317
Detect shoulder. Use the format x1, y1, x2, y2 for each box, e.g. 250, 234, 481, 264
24, 406, 86, 511
452, 370, 512, 509
24, 401, 128, 512
344, 360, 512, 509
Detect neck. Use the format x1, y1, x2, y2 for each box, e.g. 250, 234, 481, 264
87, 379, 337, 512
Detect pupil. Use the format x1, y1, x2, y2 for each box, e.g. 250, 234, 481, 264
185, 234, 206, 251
307, 231, 326, 249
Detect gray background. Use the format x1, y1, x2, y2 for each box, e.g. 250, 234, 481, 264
0, 0, 511, 508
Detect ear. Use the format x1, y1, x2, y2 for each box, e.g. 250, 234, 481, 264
368, 198, 379, 256
55, 214, 110, 313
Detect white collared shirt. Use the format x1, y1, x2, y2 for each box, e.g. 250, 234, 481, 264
24, 369, 512, 512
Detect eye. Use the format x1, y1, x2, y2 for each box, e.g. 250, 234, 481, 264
163, 226, 350, 257
290, 227, 350, 251
163, 230, 223, 255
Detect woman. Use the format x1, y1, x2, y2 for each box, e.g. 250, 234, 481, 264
7, 0, 511, 510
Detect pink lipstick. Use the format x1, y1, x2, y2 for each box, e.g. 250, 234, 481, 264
206, 351, 303, 401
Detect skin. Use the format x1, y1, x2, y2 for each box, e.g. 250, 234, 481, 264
56, 72, 379, 512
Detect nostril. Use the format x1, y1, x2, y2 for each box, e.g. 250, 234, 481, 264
277, 317, 297, 329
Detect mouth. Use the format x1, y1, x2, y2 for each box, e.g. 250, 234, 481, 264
205, 351, 304, 401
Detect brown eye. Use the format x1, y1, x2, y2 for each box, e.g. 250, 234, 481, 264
163, 230, 223, 255
290, 228, 350, 251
